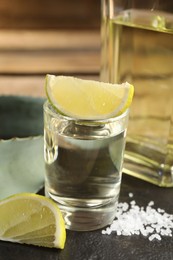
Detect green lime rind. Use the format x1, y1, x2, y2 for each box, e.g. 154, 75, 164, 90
45, 74, 67, 117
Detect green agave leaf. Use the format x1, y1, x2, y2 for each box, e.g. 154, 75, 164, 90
0, 136, 45, 200
0, 96, 45, 139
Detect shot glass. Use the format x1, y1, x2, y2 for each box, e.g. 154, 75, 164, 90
101, 0, 173, 187
44, 101, 129, 231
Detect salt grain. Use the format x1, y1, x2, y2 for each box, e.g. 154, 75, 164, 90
148, 201, 154, 207
129, 192, 133, 198
102, 195, 173, 241
149, 234, 161, 241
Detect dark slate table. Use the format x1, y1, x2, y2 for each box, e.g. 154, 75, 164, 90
1, 174, 173, 260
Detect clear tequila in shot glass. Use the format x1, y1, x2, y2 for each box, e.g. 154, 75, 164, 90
44, 101, 129, 231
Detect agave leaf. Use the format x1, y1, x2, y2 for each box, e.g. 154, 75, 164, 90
0, 136, 45, 200
0, 96, 45, 139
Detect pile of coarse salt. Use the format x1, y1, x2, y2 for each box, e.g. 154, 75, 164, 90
102, 193, 173, 241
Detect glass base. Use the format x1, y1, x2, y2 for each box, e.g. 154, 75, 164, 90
123, 140, 173, 187
45, 189, 118, 231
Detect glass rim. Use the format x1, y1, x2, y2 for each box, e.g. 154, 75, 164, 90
43, 101, 129, 123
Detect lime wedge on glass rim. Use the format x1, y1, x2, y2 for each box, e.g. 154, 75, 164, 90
45, 75, 134, 120
0, 193, 66, 249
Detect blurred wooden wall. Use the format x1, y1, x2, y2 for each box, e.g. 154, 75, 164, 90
0, 0, 100, 30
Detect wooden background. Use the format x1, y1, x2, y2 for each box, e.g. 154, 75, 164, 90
0, 0, 100, 29
0, 0, 101, 97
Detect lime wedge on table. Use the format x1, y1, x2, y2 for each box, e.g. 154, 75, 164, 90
45, 75, 134, 120
0, 193, 66, 249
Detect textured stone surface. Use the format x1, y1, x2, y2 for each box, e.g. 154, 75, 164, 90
1, 174, 173, 260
